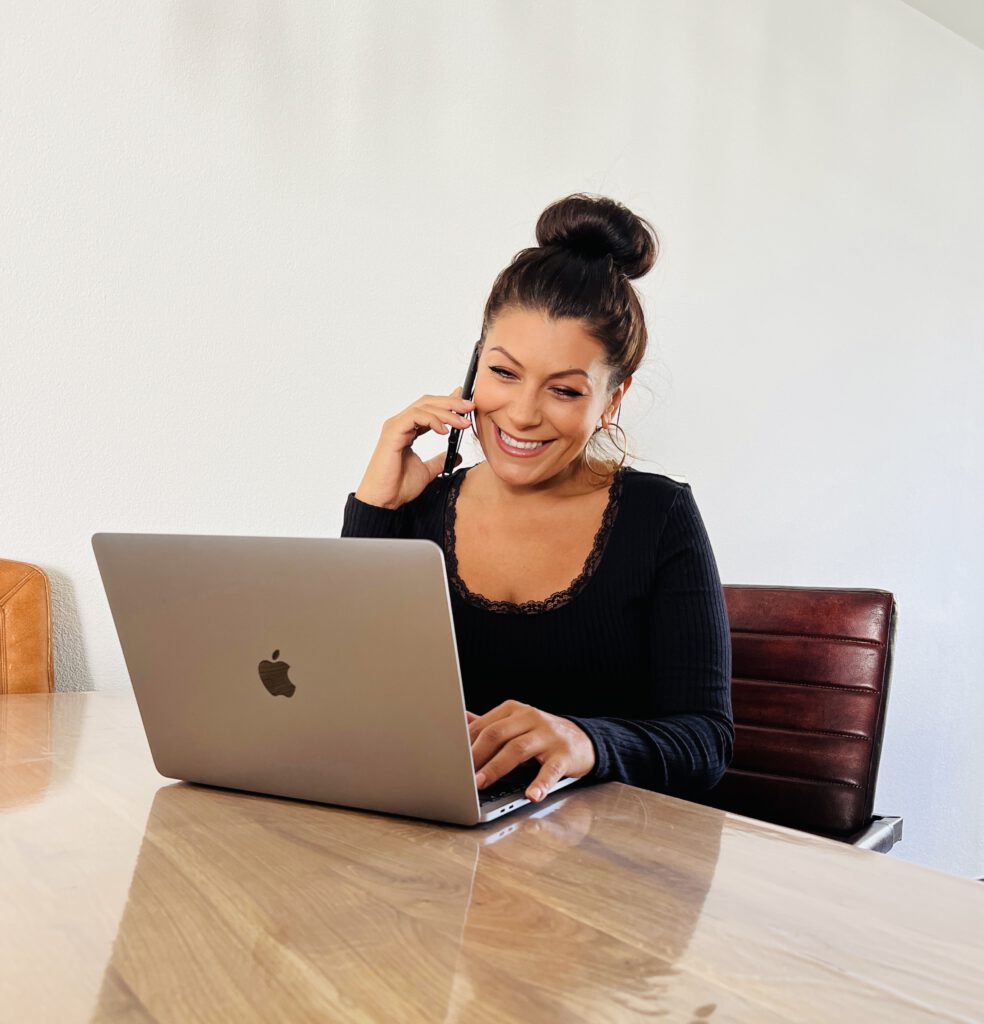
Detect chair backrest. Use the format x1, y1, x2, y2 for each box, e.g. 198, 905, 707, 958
704, 585, 896, 838
0, 559, 54, 694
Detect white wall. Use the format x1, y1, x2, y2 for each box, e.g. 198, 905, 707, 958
2, 0, 981, 876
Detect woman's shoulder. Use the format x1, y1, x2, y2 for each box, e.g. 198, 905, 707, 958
620, 465, 693, 501
617, 465, 704, 528
615, 467, 718, 564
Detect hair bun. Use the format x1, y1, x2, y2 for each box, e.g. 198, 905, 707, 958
535, 193, 659, 280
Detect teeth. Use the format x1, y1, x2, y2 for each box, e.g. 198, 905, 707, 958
499, 426, 546, 450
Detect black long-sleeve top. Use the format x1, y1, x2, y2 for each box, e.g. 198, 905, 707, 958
341, 464, 733, 796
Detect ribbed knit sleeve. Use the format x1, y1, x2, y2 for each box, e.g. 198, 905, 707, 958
341, 493, 408, 538
562, 485, 734, 796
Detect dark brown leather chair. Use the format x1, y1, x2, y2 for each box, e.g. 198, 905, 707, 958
701, 585, 901, 852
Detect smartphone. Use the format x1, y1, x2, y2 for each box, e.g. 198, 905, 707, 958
440, 340, 481, 477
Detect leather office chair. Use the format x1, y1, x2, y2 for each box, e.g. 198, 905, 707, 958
701, 585, 901, 853
0, 559, 54, 694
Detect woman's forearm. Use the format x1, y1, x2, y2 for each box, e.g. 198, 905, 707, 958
562, 711, 734, 795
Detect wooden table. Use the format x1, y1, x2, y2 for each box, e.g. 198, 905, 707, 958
1, 692, 982, 1023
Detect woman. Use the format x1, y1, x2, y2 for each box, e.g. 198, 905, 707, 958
342, 193, 733, 806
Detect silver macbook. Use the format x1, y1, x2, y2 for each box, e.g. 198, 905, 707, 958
91, 533, 578, 825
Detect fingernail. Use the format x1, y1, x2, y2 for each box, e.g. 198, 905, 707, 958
529, 787, 543, 801
475, 772, 486, 788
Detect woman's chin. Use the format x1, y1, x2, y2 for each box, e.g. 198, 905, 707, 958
489, 452, 584, 488
491, 449, 549, 472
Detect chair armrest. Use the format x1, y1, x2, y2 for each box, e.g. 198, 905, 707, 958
848, 816, 903, 853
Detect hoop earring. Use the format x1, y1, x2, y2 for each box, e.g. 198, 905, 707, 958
606, 421, 628, 470
580, 446, 607, 478
583, 420, 627, 476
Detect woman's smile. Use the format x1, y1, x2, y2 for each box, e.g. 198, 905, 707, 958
494, 423, 555, 457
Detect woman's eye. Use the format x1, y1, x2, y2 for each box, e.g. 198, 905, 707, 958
490, 367, 582, 398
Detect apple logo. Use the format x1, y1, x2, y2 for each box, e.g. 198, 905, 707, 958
258, 650, 296, 698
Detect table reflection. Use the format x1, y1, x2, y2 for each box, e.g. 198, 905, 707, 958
0, 693, 84, 810
91, 783, 723, 1023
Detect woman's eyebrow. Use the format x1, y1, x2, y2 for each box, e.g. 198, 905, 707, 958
488, 346, 590, 381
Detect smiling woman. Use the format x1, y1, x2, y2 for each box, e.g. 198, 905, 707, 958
467, 310, 630, 500
343, 193, 733, 808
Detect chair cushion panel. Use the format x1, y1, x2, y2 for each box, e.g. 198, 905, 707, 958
724, 587, 893, 644
732, 678, 879, 735
709, 770, 861, 836
731, 635, 887, 692
731, 724, 872, 787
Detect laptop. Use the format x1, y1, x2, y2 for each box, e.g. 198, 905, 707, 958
91, 533, 579, 825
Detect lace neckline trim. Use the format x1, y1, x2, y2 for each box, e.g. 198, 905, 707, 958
443, 466, 627, 615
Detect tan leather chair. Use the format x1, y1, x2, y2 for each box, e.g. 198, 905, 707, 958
701, 585, 901, 852
0, 559, 54, 694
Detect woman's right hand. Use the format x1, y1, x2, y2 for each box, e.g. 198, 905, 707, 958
354, 386, 477, 510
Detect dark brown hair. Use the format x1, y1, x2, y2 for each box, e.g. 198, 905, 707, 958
475, 192, 659, 477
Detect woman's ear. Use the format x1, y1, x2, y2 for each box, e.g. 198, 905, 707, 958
606, 375, 632, 423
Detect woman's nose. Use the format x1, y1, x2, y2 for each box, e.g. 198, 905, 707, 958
508, 387, 543, 427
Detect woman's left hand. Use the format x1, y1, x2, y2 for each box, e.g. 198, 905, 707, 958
467, 700, 597, 803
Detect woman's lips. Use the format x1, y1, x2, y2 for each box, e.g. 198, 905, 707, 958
493, 423, 555, 458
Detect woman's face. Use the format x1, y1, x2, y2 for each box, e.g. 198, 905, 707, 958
471, 308, 630, 491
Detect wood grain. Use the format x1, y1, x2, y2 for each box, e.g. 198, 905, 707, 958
1, 692, 981, 1023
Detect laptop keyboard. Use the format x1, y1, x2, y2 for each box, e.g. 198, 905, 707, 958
478, 759, 540, 804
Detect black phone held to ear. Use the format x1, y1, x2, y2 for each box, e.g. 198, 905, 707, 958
440, 341, 481, 478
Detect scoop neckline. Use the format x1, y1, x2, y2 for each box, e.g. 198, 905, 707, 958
443, 464, 627, 615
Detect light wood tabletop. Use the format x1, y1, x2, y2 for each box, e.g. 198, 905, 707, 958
1, 692, 982, 1023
